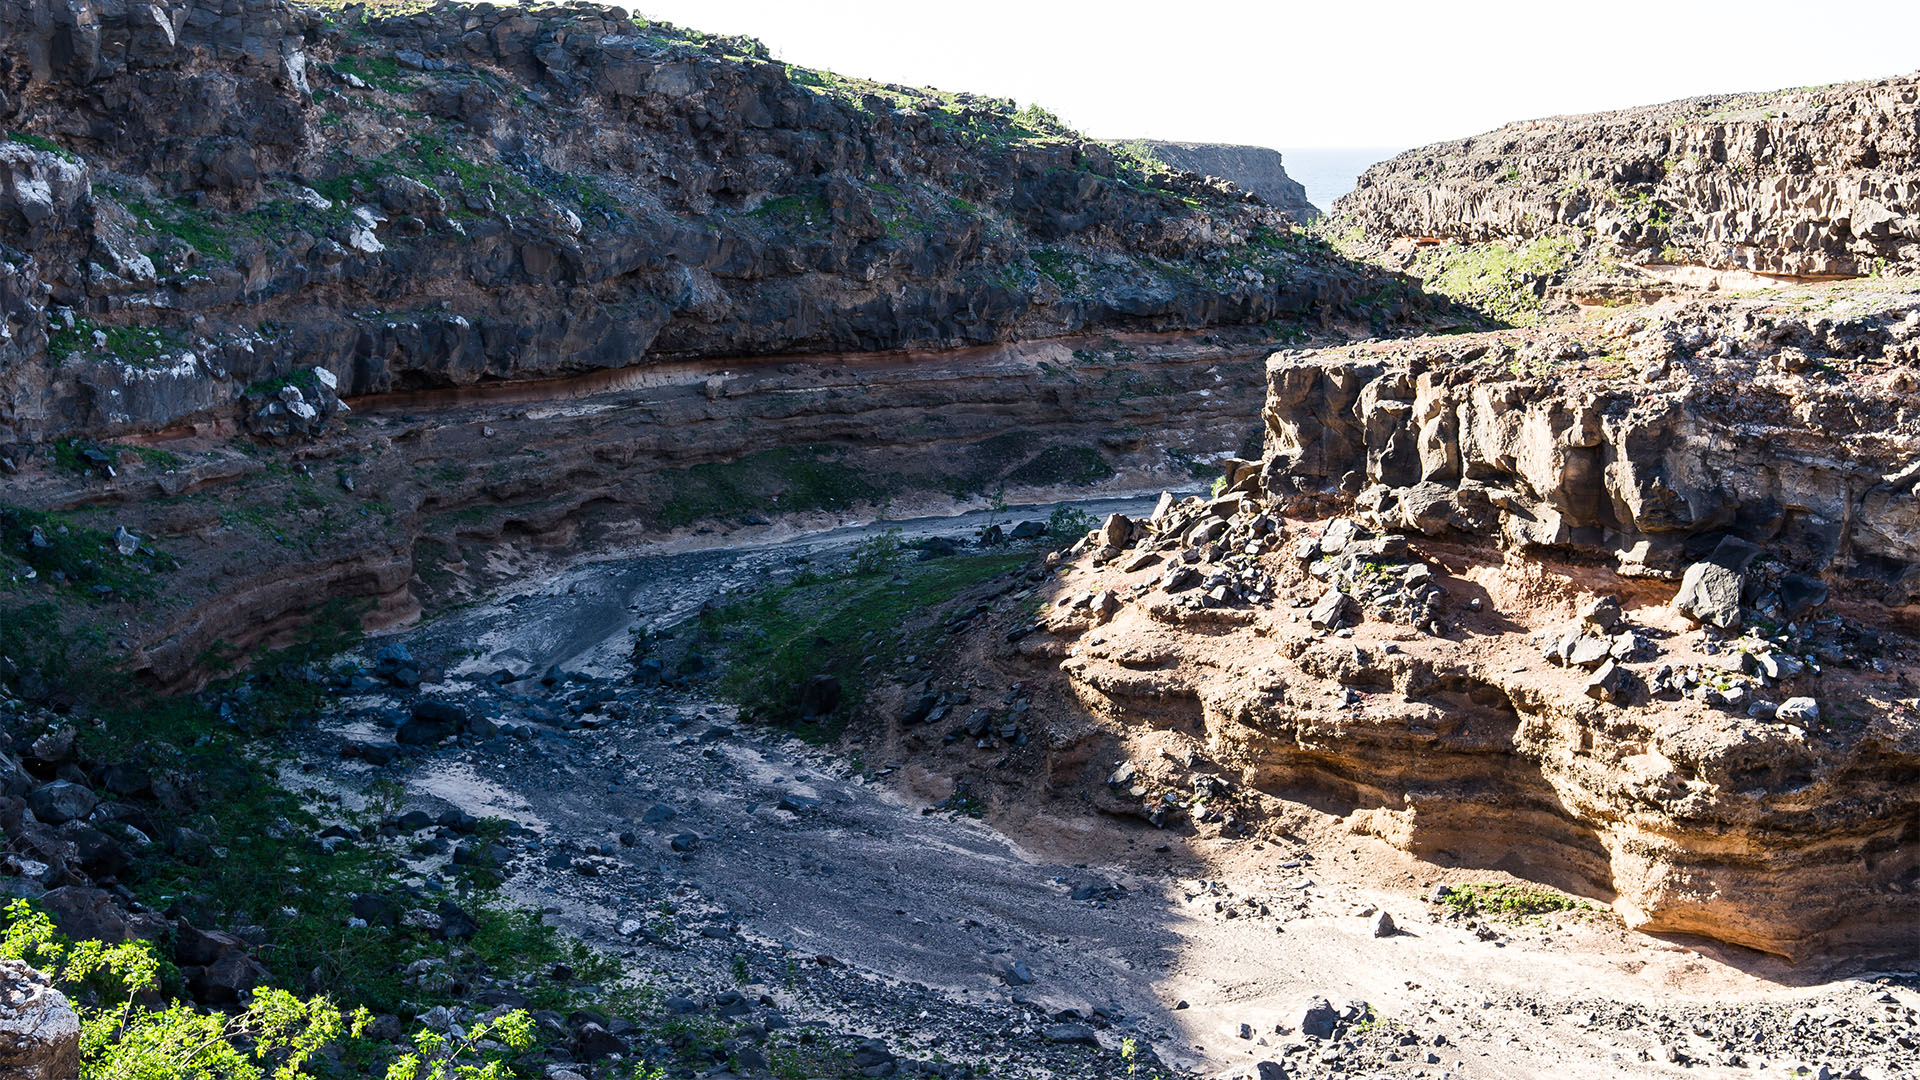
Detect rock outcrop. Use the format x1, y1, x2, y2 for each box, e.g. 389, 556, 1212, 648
1260, 285, 1920, 595
0, 960, 79, 1080
1022, 282, 1920, 960
1139, 142, 1319, 222
1334, 73, 1920, 279
0, 0, 1397, 446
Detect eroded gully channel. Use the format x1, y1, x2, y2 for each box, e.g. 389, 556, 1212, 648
298, 494, 1920, 1080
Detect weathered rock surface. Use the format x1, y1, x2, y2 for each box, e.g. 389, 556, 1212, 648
1336, 72, 1920, 278
1140, 142, 1319, 223
1260, 285, 1920, 596
0, 960, 79, 1080
0, 0, 1403, 445
1031, 282, 1920, 960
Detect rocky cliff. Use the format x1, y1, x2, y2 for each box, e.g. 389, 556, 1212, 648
1003, 281, 1920, 960
1140, 142, 1319, 223
0, 0, 1396, 448
1330, 73, 1920, 319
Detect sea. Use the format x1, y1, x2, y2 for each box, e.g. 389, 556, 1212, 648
1278, 147, 1406, 214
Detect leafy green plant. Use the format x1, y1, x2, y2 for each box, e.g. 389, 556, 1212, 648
1045, 505, 1094, 548
851, 528, 906, 575
3, 900, 373, 1080
385, 1011, 535, 1080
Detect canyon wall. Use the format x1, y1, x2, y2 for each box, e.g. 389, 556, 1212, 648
1335, 73, 1920, 278
1028, 284, 1920, 959
0, 0, 1399, 447
1140, 142, 1319, 223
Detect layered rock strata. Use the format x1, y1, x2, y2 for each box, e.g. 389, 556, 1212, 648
0, 333, 1277, 689
0, 0, 1398, 446
1335, 73, 1920, 279
1026, 283, 1920, 959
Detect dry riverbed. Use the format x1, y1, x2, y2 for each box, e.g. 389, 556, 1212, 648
300, 502, 1920, 1080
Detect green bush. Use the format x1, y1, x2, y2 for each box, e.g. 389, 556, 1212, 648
1407, 236, 1578, 326
850, 528, 906, 575
1436, 882, 1590, 921
2, 899, 545, 1080
1044, 505, 1094, 548
3, 899, 371, 1080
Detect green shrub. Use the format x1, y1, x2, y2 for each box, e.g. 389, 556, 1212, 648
1436, 882, 1591, 921
1407, 236, 1578, 326
1044, 505, 1094, 547
851, 528, 906, 575
3, 899, 373, 1080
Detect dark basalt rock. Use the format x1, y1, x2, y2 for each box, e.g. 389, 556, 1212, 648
0, 0, 1407, 446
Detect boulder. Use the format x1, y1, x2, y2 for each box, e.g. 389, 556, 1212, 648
0, 959, 80, 1080
1578, 595, 1623, 633
1293, 995, 1340, 1039
1040, 1022, 1099, 1045
397, 700, 467, 745
797, 674, 841, 719
1308, 590, 1355, 630
38, 887, 129, 943
1584, 660, 1632, 704
1674, 537, 1762, 629
1777, 697, 1820, 724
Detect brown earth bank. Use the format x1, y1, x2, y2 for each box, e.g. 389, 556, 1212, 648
884, 281, 1920, 964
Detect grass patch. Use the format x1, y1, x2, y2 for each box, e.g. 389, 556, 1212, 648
123, 194, 233, 259
6, 130, 78, 162
47, 316, 182, 367
331, 53, 420, 94
1408, 236, 1578, 326
0, 502, 169, 600
654, 447, 890, 528
693, 552, 1028, 733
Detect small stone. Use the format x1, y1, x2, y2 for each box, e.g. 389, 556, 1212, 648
1578, 595, 1623, 633
1584, 660, 1631, 704
1776, 697, 1820, 724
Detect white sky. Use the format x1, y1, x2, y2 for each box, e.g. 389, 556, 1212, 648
625, 1, 1920, 149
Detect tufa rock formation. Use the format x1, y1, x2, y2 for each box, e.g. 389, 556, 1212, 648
1138, 142, 1320, 223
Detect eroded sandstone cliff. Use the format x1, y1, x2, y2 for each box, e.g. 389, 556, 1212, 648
999, 282, 1920, 960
